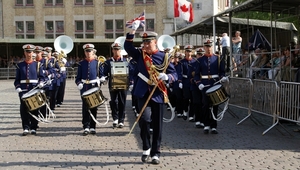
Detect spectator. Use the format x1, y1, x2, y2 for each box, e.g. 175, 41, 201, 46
232, 31, 242, 65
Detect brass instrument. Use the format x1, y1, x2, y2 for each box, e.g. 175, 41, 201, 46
97, 55, 106, 64
54, 35, 74, 68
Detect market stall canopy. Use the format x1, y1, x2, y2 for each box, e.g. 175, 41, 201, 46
215, 0, 300, 17
170, 16, 297, 36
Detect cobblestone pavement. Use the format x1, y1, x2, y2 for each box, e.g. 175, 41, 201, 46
0, 79, 300, 170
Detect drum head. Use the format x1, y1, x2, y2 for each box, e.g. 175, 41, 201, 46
206, 84, 222, 94
22, 89, 40, 99
82, 87, 100, 96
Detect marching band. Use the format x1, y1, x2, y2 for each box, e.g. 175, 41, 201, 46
13, 32, 230, 165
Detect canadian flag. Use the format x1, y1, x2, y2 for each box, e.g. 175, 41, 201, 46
174, 0, 194, 22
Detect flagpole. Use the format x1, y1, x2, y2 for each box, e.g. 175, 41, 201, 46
143, 9, 146, 32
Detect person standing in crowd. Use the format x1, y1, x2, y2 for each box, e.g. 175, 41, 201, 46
14, 44, 45, 136
220, 33, 231, 72
100, 42, 128, 128
194, 40, 227, 134
124, 21, 177, 164
178, 45, 196, 121
75, 44, 102, 135
232, 31, 243, 65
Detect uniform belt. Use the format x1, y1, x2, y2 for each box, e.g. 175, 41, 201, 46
81, 79, 98, 84
20, 79, 38, 83
138, 72, 155, 85
182, 75, 188, 78
201, 75, 219, 79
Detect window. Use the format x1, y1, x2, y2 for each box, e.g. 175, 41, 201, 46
75, 0, 93, 5
15, 0, 33, 6
16, 0, 23, 6
105, 0, 123, 4
135, 0, 154, 4
16, 21, 24, 33
56, 21, 64, 32
115, 20, 123, 31
86, 21, 94, 32
146, 19, 154, 31
75, 20, 94, 38
45, 0, 63, 6
105, 20, 113, 31
15, 21, 34, 39
26, 21, 34, 33
46, 21, 54, 32
45, 21, 64, 39
105, 19, 124, 39
135, 0, 143, 4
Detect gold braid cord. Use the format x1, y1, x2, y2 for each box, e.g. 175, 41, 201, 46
143, 52, 169, 103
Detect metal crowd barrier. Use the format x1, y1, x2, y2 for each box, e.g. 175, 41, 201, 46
277, 81, 300, 124
251, 79, 279, 135
228, 77, 253, 122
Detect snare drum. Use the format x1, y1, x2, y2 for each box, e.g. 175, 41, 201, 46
82, 87, 106, 109
21, 89, 47, 111
110, 61, 129, 90
205, 84, 229, 106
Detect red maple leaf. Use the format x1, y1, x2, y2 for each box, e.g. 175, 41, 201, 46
180, 4, 189, 13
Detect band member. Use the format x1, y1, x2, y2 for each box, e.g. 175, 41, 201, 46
178, 45, 197, 121
75, 44, 102, 135
14, 44, 45, 135
100, 42, 128, 128
128, 57, 139, 117
192, 48, 205, 128
44, 47, 60, 111
124, 27, 177, 164
194, 40, 228, 134
54, 51, 67, 107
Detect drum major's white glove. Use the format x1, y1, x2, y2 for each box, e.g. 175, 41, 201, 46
179, 83, 183, 89
158, 73, 168, 81
198, 84, 205, 91
16, 88, 22, 93
77, 83, 83, 90
128, 85, 133, 92
131, 20, 141, 31
221, 76, 229, 83
38, 82, 44, 88
99, 76, 106, 83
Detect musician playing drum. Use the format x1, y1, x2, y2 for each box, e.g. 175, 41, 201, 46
75, 44, 103, 136
14, 44, 45, 136
194, 40, 228, 134
124, 24, 177, 164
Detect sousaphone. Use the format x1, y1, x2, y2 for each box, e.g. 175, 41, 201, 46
54, 35, 74, 55
114, 36, 128, 56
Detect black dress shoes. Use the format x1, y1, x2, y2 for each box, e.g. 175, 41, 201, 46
211, 128, 218, 134
141, 155, 149, 163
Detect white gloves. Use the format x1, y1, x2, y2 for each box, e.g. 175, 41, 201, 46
179, 83, 183, 89
77, 83, 83, 90
221, 76, 229, 83
61, 58, 67, 64
46, 79, 52, 85
128, 85, 133, 92
16, 88, 22, 93
166, 83, 170, 88
158, 73, 168, 81
38, 82, 44, 88
60, 67, 66, 72
198, 84, 205, 90
131, 20, 141, 31
99, 76, 106, 82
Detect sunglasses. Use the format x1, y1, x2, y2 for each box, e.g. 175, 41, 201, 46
85, 49, 92, 52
